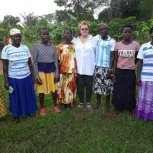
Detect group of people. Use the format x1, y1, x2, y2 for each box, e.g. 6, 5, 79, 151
1, 21, 153, 123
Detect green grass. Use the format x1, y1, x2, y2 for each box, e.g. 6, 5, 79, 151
0, 75, 153, 153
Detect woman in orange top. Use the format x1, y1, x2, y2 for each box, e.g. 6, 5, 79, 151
57, 28, 77, 108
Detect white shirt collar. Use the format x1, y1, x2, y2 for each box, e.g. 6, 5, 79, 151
77, 34, 93, 40
147, 42, 153, 48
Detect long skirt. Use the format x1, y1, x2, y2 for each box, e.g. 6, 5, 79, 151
93, 66, 113, 95
57, 73, 76, 105
137, 81, 153, 121
9, 75, 37, 117
112, 68, 136, 111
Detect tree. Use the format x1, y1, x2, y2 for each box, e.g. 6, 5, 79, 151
44, 14, 56, 24
54, 10, 76, 23
109, 0, 122, 19
98, 8, 111, 22
54, 0, 109, 21
0, 15, 21, 41
21, 12, 39, 27
0, 37, 4, 51
0, 15, 20, 29
54, 0, 95, 11
110, 0, 141, 19
138, 0, 153, 19
20, 13, 50, 46
120, 0, 141, 18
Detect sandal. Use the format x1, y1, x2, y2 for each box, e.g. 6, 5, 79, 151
78, 103, 84, 109
13, 117, 20, 124
39, 107, 46, 116
86, 103, 92, 111
52, 106, 61, 112
111, 111, 120, 118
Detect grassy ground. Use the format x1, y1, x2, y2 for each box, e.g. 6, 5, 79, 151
0, 75, 153, 153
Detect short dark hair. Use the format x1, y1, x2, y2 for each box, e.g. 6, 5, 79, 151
149, 27, 153, 35
39, 28, 49, 34
122, 24, 133, 30
63, 28, 72, 34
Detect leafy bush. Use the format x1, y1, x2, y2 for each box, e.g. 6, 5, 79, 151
1, 17, 153, 47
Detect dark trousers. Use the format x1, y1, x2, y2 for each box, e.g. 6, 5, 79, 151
77, 74, 93, 103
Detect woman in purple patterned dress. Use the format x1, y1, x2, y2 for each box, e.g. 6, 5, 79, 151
137, 27, 153, 121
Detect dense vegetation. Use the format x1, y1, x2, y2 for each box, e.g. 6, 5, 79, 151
0, 0, 153, 48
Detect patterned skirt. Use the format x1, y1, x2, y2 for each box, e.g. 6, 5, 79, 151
137, 81, 153, 121
57, 73, 76, 105
0, 90, 7, 118
93, 66, 113, 95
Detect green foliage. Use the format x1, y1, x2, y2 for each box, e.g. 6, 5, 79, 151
0, 0, 152, 46
48, 24, 63, 44
0, 15, 21, 41
0, 15, 20, 28
0, 28, 5, 36
120, 0, 141, 18
21, 13, 39, 27
54, 0, 68, 8
22, 16, 150, 46
54, 10, 76, 23
109, 0, 152, 19
98, 8, 111, 22
44, 13, 55, 24
0, 12, 153, 47
54, 0, 108, 22
108, 17, 153, 43
54, 0, 109, 13
22, 25, 40, 48
138, 0, 153, 19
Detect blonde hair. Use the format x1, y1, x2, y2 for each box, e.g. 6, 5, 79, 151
79, 21, 90, 29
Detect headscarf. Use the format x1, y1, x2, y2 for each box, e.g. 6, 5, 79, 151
10, 28, 21, 36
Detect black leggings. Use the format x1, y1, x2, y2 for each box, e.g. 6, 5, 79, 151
77, 74, 93, 103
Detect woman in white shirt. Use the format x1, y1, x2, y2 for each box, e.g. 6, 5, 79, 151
72, 21, 96, 110
1, 28, 37, 123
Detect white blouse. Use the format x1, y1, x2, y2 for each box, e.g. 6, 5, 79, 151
72, 35, 96, 76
